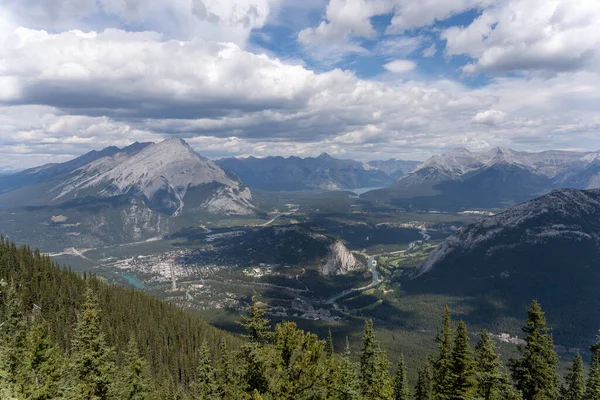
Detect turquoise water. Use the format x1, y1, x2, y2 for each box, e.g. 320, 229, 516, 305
120, 273, 145, 289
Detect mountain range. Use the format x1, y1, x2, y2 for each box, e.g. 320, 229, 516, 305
407, 188, 600, 348
365, 147, 600, 210
216, 154, 419, 191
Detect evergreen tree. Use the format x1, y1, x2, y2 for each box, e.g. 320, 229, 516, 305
18, 320, 64, 400
0, 282, 27, 386
239, 299, 271, 396
393, 354, 410, 400
561, 353, 585, 400
215, 340, 243, 400
474, 330, 516, 400
335, 337, 360, 400
359, 319, 393, 400
414, 361, 432, 400
447, 321, 476, 400
510, 300, 559, 400
325, 328, 338, 399
326, 328, 335, 358
67, 288, 115, 400
193, 341, 218, 400
586, 334, 600, 400
432, 306, 453, 400
272, 320, 328, 399
240, 297, 270, 344
114, 335, 152, 400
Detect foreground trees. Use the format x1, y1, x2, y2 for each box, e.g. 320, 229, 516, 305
3, 239, 600, 399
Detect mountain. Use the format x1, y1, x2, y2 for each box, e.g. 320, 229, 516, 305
0, 142, 151, 194
0, 138, 255, 249
49, 138, 253, 216
364, 147, 600, 211
407, 188, 600, 347
216, 153, 396, 191
367, 159, 420, 179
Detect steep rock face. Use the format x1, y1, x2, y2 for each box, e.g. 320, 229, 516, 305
51, 138, 254, 216
320, 241, 361, 276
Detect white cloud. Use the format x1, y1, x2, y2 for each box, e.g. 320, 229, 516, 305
2, 1, 600, 169
0, 0, 278, 45
387, 0, 494, 33
384, 59, 416, 74
472, 109, 508, 125
443, 0, 600, 75
422, 43, 436, 57
298, 0, 393, 60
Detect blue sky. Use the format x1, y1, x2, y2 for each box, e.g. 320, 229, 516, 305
0, 0, 599, 169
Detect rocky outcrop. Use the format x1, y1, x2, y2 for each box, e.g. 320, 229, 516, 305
320, 241, 362, 276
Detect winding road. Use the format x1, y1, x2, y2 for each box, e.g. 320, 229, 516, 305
323, 229, 431, 305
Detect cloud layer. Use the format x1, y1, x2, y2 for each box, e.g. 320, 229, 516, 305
0, 0, 600, 170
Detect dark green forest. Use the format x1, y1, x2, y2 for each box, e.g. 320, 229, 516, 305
1, 236, 600, 400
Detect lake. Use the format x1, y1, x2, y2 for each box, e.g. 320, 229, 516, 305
120, 273, 145, 289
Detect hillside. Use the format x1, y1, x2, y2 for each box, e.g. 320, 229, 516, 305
406, 188, 600, 348
0, 236, 239, 396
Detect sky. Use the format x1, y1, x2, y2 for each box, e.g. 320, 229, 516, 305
0, 0, 600, 170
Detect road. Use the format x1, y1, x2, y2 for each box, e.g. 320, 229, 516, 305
323, 229, 431, 305
324, 255, 382, 305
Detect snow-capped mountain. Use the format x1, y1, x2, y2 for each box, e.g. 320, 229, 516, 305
364, 147, 600, 210
407, 188, 600, 347
51, 138, 254, 216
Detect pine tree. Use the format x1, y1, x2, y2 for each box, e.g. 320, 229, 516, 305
335, 337, 360, 400
272, 320, 328, 399
115, 335, 151, 400
215, 340, 243, 400
0, 282, 27, 385
359, 319, 393, 400
18, 320, 64, 400
67, 288, 115, 400
447, 321, 476, 400
586, 334, 600, 400
474, 329, 516, 400
239, 298, 271, 396
240, 297, 270, 344
432, 306, 453, 400
393, 354, 410, 400
510, 300, 559, 400
325, 328, 338, 399
326, 328, 335, 358
193, 341, 218, 400
414, 361, 433, 400
560, 353, 585, 400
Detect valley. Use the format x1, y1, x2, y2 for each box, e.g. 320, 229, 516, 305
3, 139, 600, 371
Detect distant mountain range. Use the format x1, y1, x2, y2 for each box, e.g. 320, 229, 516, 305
216, 154, 419, 191
407, 188, 600, 348
364, 147, 600, 210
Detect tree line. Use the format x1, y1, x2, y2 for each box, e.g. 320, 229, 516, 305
2, 237, 600, 399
